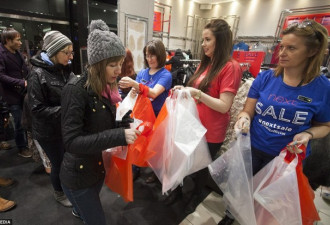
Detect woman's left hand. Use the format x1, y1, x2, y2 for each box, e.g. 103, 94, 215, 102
286, 132, 312, 153
293, 132, 312, 146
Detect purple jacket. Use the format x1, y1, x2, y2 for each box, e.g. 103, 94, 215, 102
0, 44, 29, 105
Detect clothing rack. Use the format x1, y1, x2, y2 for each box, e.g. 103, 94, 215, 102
180, 59, 201, 63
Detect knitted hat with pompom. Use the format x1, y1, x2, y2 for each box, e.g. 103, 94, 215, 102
42, 31, 72, 58
87, 19, 126, 65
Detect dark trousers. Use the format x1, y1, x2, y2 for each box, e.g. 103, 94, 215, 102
251, 146, 276, 175
62, 179, 106, 225
38, 139, 64, 191
193, 142, 222, 194
9, 104, 27, 149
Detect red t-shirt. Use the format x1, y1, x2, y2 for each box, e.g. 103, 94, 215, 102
194, 59, 242, 143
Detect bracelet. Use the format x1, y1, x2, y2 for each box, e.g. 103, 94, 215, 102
194, 90, 202, 100
302, 130, 313, 139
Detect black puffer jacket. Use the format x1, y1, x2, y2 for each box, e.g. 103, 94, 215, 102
60, 74, 127, 190
28, 53, 74, 141
165, 49, 185, 72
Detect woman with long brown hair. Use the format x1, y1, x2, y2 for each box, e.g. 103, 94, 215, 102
174, 19, 242, 214
60, 20, 139, 225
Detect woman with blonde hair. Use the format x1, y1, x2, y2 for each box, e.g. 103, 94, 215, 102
224, 19, 330, 225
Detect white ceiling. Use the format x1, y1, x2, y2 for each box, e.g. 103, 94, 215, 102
192, 0, 235, 4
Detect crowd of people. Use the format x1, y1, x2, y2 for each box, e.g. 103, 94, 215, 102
0, 17, 329, 225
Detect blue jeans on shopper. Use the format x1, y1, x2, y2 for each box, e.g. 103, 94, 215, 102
9, 104, 27, 149
38, 139, 64, 191
62, 179, 106, 225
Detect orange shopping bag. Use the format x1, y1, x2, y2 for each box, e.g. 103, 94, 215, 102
104, 152, 133, 202
103, 93, 156, 202
130, 93, 156, 167
254, 145, 320, 225
296, 159, 320, 225
284, 145, 320, 225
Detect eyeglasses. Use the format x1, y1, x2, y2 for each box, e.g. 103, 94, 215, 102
60, 51, 74, 56
287, 20, 322, 41
146, 54, 156, 59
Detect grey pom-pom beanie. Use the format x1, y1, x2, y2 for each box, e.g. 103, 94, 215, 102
87, 19, 126, 65
43, 30, 72, 58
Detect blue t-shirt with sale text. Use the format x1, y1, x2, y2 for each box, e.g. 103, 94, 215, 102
248, 70, 330, 156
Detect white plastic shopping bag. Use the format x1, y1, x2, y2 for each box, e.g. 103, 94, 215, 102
148, 89, 211, 193
253, 150, 302, 225
209, 131, 257, 225
116, 90, 137, 121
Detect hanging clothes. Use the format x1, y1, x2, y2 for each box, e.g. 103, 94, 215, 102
233, 41, 249, 51
250, 41, 268, 53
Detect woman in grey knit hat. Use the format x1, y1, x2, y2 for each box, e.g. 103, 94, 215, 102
27, 30, 74, 207
60, 20, 139, 225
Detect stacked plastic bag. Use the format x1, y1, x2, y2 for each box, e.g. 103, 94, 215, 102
209, 130, 257, 225
147, 89, 212, 194
209, 130, 320, 225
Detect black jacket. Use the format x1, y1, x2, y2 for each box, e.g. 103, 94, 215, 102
60, 74, 127, 190
28, 53, 74, 141
165, 49, 185, 73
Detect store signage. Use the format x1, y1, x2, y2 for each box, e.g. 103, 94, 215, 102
282, 13, 330, 35
232, 51, 266, 77
153, 11, 162, 32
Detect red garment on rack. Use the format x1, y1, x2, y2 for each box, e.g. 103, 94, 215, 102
270, 43, 280, 65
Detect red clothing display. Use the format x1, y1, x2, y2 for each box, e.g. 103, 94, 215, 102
193, 59, 242, 143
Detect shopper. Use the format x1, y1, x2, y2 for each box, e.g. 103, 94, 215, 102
173, 19, 242, 212
28, 30, 74, 207
186, 49, 193, 59
165, 48, 185, 73
0, 28, 31, 157
221, 19, 330, 225
0, 177, 16, 212
118, 48, 136, 100
60, 19, 139, 225
164, 50, 171, 72
118, 39, 172, 183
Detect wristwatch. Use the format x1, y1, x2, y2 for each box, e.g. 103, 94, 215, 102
194, 90, 202, 100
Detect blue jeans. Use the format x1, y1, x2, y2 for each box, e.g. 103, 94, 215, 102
9, 104, 27, 149
62, 179, 106, 225
38, 140, 64, 191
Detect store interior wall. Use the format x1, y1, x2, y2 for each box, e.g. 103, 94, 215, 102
118, 0, 155, 72
156, 0, 204, 51
205, 0, 329, 37
144, 0, 329, 52
118, 0, 154, 44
